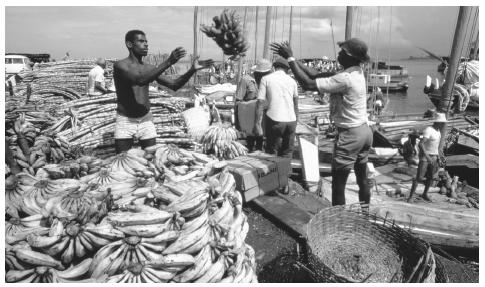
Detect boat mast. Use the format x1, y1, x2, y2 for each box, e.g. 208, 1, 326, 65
289, 6, 294, 46
438, 6, 473, 151
236, 7, 249, 85
345, 6, 354, 40
193, 6, 198, 84
263, 6, 273, 59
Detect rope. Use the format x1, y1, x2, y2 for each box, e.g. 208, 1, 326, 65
299, 7, 301, 59
272, 7, 278, 45
386, 7, 393, 97
281, 6, 285, 41
330, 19, 338, 61
356, 6, 363, 36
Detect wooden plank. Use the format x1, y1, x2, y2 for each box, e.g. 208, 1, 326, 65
446, 154, 479, 168
298, 137, 321, 184
291, 159, 332, 173
252, 195, 312, 238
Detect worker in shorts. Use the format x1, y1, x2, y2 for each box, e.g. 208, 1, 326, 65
271, 38, 373, 206
113, 30, 214, 153
407, 113, 447, 202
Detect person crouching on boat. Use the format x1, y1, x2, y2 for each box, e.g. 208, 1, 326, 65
113, 30, 214, 154
402, 130, 420, 166
407, 113, 447, 202
270, 38, 373, 206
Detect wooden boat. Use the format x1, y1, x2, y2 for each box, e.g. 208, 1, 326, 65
320, 163, 479, 252
366, 61, 410, 92
367, 73, 409, 92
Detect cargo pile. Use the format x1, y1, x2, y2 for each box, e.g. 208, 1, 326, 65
200, 9, 249, 60
199, 124, 248, 159
436, 172, 479, 209
5, 146, 257, 283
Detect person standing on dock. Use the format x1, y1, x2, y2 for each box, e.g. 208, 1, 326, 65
254, 58, 299, 158
87, 58, 108, 96
235, 59, 272, 152
271, 38, 373, 206
113, 30, 214, 154
407, 113, 447, 202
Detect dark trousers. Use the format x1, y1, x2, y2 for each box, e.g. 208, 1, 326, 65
331, 124, 373, 206
264, 116, 297, 158
246, 136, 264, 152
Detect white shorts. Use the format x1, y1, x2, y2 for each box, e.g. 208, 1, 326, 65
114, 112, 157, 140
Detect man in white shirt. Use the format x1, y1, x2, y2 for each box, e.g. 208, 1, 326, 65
87, 58, 108, 96
254, 58, 299, 158
408, 113, 447, 202
271, 39, 373, 206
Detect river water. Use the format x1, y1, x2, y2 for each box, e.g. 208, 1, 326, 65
379, 58, 444, 116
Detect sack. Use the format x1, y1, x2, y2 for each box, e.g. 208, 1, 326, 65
181, 106, 211, 141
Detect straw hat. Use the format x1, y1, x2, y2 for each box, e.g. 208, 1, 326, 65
434, 113, 448, 123
252, 59, 272, 73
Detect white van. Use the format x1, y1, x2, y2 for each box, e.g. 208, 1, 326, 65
5, 55, 31, 76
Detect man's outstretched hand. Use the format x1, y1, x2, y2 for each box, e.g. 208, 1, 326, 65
270, 41, 294, 59
168, 47, 187, 65
192, 56, 215, 71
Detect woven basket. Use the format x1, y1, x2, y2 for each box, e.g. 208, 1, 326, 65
306, 204, 436, 283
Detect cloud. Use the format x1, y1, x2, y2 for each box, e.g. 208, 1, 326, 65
5, 6, 475, 61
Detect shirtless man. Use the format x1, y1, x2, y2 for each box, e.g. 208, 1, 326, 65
113, 29, 214, 153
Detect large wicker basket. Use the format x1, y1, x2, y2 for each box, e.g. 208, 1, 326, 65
306, 204, 436, 283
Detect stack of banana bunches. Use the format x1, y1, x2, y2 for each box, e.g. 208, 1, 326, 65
5, 144, 257, 283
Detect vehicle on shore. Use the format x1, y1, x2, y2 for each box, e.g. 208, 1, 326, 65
5, 55, 31, 77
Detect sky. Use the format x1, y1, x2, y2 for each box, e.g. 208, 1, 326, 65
4, 5, 479, 62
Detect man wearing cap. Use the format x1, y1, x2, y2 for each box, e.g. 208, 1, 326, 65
254, 58, 299, 161
87, 58, 108, 96
271, 38, 373, 206
408, 113, 447, 202
402, 130, 420, 166
235, 59, 271, 151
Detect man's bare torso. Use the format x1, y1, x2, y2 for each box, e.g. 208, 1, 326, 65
114, 58, 156, 118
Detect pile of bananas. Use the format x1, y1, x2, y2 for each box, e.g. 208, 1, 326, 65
7, 115, 72, 176
6, 146, 257, 283
200, 9, 250, 60
42, 155, 105, 179
200, 125, 248, 159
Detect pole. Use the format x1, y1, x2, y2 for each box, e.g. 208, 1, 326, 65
254, 7, 259, 61
289, 6, 294, 46
471, 32, 479, 60
193, 6, 199, 85
263, 6, 273, 59
438, 6, 472, 153
345, 6, 354, 40
236, 7, 249, 85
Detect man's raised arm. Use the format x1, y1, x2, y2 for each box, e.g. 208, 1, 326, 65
270, 42, 318, 91
156, 56, 214, 91
114, 47, 186, 86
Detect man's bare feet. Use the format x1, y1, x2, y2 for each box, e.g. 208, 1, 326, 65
421, 194, 432, 202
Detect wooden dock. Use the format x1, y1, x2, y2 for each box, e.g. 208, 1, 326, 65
251, 179, 331, 239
